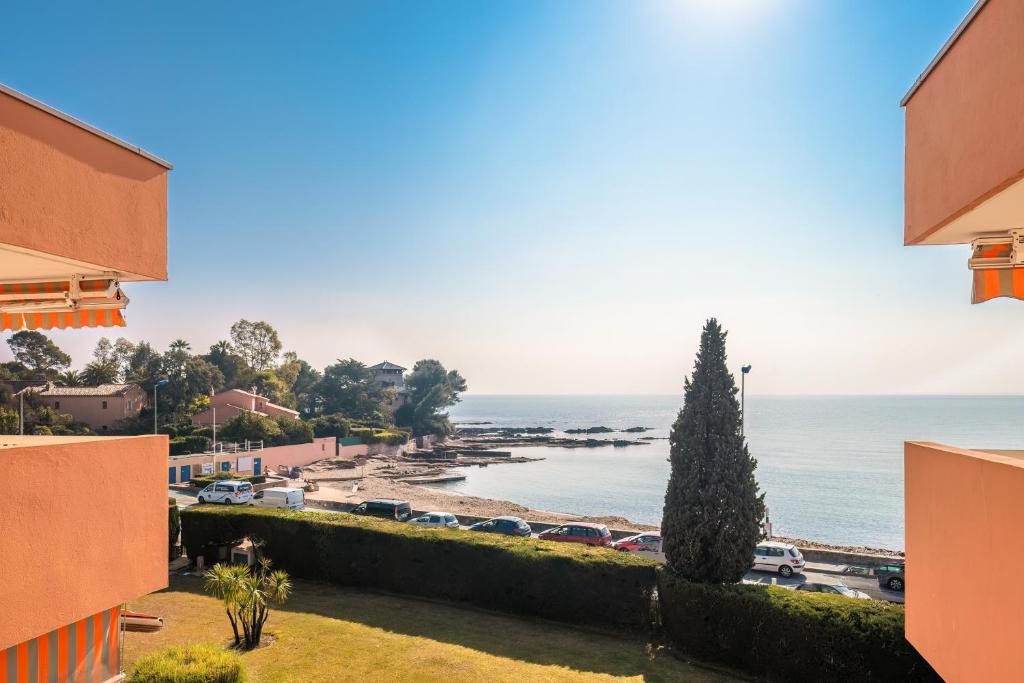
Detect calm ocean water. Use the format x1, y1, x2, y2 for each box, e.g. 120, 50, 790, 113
442, 394, 1024, 550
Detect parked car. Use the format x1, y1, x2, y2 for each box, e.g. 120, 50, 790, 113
875, 563, 905, 592
468, 516, 531, 537
752, 541, 805, 577
538, 523, 613, 547
613, 532, 662, 553
250, 487, 304, 510
351, 499, 413, 522
796, 582, 871, 600
197, 480, 253, 505
409, 511, 460, 528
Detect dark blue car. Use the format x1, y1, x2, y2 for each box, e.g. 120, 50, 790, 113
468, 516, 531, 537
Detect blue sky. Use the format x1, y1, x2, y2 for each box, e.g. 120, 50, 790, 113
5, 0, 1012, 395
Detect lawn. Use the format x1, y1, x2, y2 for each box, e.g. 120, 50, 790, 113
123, 575, 738, 683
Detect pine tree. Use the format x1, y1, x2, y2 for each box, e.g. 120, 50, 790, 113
662, 318, 765, 583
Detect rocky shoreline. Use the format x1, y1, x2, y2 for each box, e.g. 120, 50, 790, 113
451, 425, 654, 449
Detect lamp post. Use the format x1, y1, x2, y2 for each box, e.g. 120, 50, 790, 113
153, 379, 169, 434
740, 364, 752, 437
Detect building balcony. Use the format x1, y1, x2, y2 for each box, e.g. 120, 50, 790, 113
902, 0, 1024, 246
0, 435, 168, 652
904, 441, 1024, 682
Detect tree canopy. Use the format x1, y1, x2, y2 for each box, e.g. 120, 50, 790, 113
395, 359, 467, 436
6, 331, 71, 378
313, 359, 390, 423
661, 319, 765, 584
230, 320, 282, 371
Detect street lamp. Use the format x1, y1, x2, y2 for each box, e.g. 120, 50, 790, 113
740, 365, 752, 437
153, 379, 169, 434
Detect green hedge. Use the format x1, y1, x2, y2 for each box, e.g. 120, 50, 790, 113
189, 473, 266, 489
181, 506, 657, 631
657, 570, 939, 682
348, 426, 409, 445
129, 643, 245, 682
168, 498, 181, 560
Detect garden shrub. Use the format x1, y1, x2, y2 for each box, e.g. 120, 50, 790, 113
169, 435, 212, 455
129, 643, 245, 683
181, 506, 657, 631
657, 569, 940, 682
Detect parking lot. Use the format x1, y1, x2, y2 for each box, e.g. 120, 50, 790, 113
173, 489, 904, 603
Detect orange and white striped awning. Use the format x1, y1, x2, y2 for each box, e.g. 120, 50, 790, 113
0, 276, 128, 330
969, 234, 1024, 304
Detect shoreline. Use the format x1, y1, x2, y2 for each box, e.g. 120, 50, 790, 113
303, 453, 904, 557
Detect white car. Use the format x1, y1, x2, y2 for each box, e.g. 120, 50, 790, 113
197, 480, 253, 505
250, 487, 304, 510
753, 541, 805, 577
408, 511, 459, 528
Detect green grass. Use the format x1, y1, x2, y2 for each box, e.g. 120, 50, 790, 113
130, 643, 245, 683
124, 576, 737, 683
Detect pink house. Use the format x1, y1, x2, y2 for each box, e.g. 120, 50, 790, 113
191, 388, 299, 426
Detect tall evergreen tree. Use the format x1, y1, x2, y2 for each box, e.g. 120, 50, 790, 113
662, 318, 765, 583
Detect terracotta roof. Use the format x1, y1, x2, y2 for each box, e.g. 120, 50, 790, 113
370, 361, 406, 371
22, 383, 141, 397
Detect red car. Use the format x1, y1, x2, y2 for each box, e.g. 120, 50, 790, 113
612, 532, 662, 553
538, 522, 613, 547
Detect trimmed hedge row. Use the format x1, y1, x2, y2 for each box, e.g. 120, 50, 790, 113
349, 426, 410, 445
181, 506, 657, 631
657, 570, 940, 682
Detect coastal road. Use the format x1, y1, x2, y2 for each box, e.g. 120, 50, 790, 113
631, 550, 903, 603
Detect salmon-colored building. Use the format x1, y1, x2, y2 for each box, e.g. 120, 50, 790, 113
902, 1, 1024, 680
19, 383, 147, 432
190, 388, 299, 426
0, 82, 170, 681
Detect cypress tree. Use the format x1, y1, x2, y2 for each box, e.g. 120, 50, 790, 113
662, 318, 765, 583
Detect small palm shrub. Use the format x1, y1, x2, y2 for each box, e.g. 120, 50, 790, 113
129, 644, 245, 682
204, 555, 292, 649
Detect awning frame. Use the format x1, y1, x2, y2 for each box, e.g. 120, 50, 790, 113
968, 229, 1024, 270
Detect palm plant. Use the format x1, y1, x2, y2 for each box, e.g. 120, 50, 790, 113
203, 555, 292, 649
55, 370, 82, 387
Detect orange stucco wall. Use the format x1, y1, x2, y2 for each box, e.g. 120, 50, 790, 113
905, 441, 1024, 682
0, 89, 168, 279
0, 435, 168, 650
903, 0, 1024, 244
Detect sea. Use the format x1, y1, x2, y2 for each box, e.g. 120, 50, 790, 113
438, 394, 1024, 550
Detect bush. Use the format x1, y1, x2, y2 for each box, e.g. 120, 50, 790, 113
220, 412, 282, 444
168, 498, 181, 559
272, 416, 313, 446
310, 414, 351, 439
657, 569, 940, 682
348, 426, 410, 445
169, 435, 212, 455
129, 643, 245, 683
181, 506, 657, 631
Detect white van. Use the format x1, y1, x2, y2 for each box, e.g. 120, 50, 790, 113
197, 480, 254, 505
250, 487, 304, 510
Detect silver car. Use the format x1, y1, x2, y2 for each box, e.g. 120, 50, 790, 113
408, 512, 459, 528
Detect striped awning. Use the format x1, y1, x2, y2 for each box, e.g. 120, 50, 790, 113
0, 277, 128, 330
969, 238, 1024, 304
